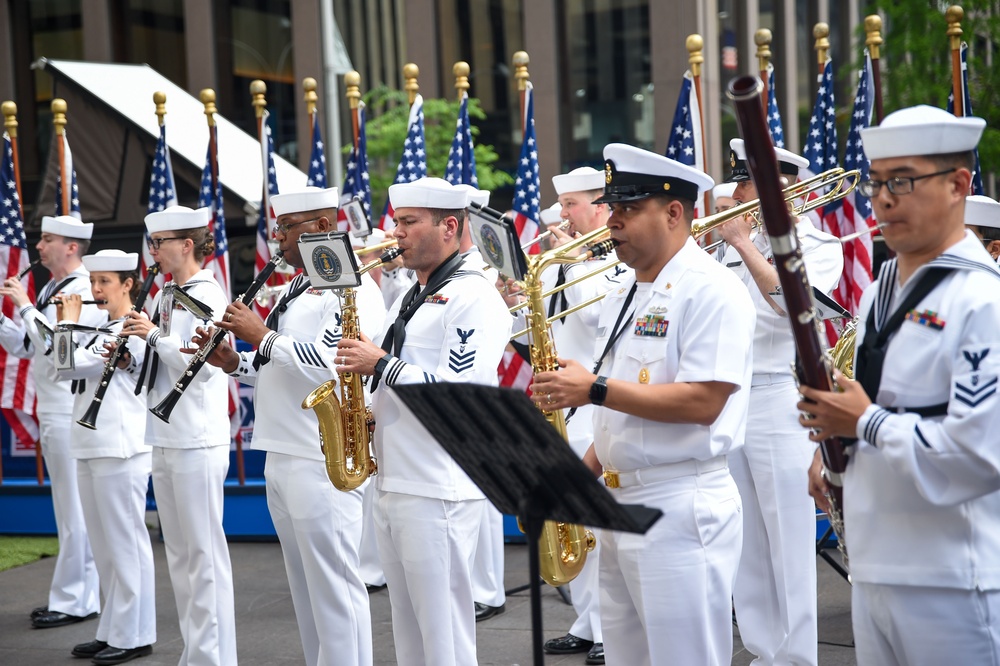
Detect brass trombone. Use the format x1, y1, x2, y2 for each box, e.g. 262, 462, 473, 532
355, 238, 398, 256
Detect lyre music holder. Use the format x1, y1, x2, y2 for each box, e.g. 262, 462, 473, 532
391, 383, 662, 665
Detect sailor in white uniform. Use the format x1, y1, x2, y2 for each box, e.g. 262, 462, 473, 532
718, 140, 843, 666
197, 187, 385, 666
532, 144, 755, 666
801, 105, 1000, 666
337, 178, 512, 666
56, 250, 156, 664
124, 206, 236, 666
0, 215, 102, 628
964, 194, 1000, 262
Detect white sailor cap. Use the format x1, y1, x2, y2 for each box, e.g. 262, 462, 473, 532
540, 202, 563, 225
41, 215, 94, 240
454, 184, 490, 208
860, 105, 985, 160
144, 206, 211, 233
82, 249, 138, 272
965, 195, 1000, 231
595, 143, 714, 204
712, 182, 737, 200
552, 167, 605, 196
388, 177, 469, 210
271, 186, 340, 218
727, 139, 809, 183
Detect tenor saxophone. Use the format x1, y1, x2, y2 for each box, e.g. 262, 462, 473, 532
521, 229, 617, 586
302, 247, 402, 492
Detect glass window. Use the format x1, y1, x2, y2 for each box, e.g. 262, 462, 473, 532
122, 0, 187, 90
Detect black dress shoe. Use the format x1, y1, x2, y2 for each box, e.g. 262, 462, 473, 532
543, 633, 594, 654
91, 644, 153, 665
585, 642, 605, 665
72, 640, 109, 658
29, 606, 48, 619
474, 602, 505, 622
31, 610, 98, 629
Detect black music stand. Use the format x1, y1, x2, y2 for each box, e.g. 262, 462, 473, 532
391, 383, 662, 666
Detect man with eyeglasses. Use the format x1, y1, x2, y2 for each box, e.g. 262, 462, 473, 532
799, 105, 1000, 665
716, 140, 843, 666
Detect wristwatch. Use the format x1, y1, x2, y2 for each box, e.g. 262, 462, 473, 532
589, 376, 608, 405
373, 353, 393, 384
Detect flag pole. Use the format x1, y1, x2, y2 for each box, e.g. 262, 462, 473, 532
304, 77, 318, 135
52, 99, 71, 216
3, 101, 22, 201
455, 61, 470, 101
154, 91, 167, 129
755, 29, 772, 116
686, 34, 710, 213
250, 79, 269, 239
345, 71, 361, 150
946, 5, 964, 118
513, 51, 530, 135
404, 63, 419, 107
865, 15, 884, 125
814, 22, 829, 77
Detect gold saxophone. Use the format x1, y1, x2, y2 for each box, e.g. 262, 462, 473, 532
520, 227, 618, 586
302, 248, 402, 491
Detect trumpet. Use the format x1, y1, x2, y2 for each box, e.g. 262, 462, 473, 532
254, 283, 289, 308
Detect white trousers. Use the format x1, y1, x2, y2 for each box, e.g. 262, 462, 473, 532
470, 501, 506, 607
77, 453, 156, 649
600, 467, 742, 666
375, 491, 483, 666
40, 414, 100, 616
265, 453, 372, 666
152, 445, 236, 666
567, 528, 602, 643
852, 582, 1000, 666
358, 479, 385, 587
729, 380, 819, 666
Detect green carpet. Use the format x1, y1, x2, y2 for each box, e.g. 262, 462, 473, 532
0, 536, 59, 572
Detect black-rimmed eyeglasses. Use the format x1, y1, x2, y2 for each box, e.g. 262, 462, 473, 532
858, 168, 957, 198
274, 217, 320, 237
146, 236, 187, 250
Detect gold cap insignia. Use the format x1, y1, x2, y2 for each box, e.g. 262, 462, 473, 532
663, 182, 671, 191
730, 151, 737, 168
605, 162, 613, 184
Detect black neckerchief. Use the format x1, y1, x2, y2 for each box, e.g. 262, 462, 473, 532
547, 266, 569, 325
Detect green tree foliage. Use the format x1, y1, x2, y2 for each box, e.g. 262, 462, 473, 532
865, 1, 999, 188
353, 85, 514, 216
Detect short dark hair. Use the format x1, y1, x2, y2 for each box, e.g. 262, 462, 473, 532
115, 270, 141, 301
928, 150, 976, 173
975, 225, 1000, 242
71, 239, 91, 257
650, 194, 696, 221
429, 208, 467, 236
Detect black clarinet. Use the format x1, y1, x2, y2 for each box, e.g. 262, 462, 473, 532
77, 264, 161, 430
150, 250, 284, 423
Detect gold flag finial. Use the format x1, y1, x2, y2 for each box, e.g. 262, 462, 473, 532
454, 61, 470, 100
755, 29, 773, 72
51, 98, 68, 136
304, 77, 318, 116
686, 35, 704, 77
2, 101, 17, 138
200, 89, 217, 127
864, 15, 883, 60
345, 71, 361, 110
946, 5, 964, 50
814, 23, 830, 66
153, 91, 167, 126
250, 80, 267, 119
513, 51, 530, 91
403, 63, 420, 105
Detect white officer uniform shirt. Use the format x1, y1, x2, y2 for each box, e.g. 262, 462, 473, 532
848, 231, 1000, 588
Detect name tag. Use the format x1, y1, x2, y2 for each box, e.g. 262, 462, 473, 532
634, 315, 668, 337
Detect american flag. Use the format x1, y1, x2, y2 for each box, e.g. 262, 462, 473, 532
337, 103, 372, 232
946, 43, 984, 195
664, 70, 706, 216
142, 123, 177, 308
512, 83, 541, 254
0, 132, 38, 451
765, 63, 786, 149
824, 51, 876, 317
55, 131, 81, 218
378, 95, 427, 232
802, 58, 839, 231
444, 91, 478, 187
306, 112, 327, 187
254, 110, 282, 319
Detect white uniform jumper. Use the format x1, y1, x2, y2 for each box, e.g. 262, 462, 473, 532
0, 267, 102, 617
140, 269, 236, 666
593, 238, 755, 666
511, 249, 630, 643
58, 319, 155, 650
372, 263, 511, 666
847, 232, 1000, 666
228, 271, 385, 666
722, 216, 842, 666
